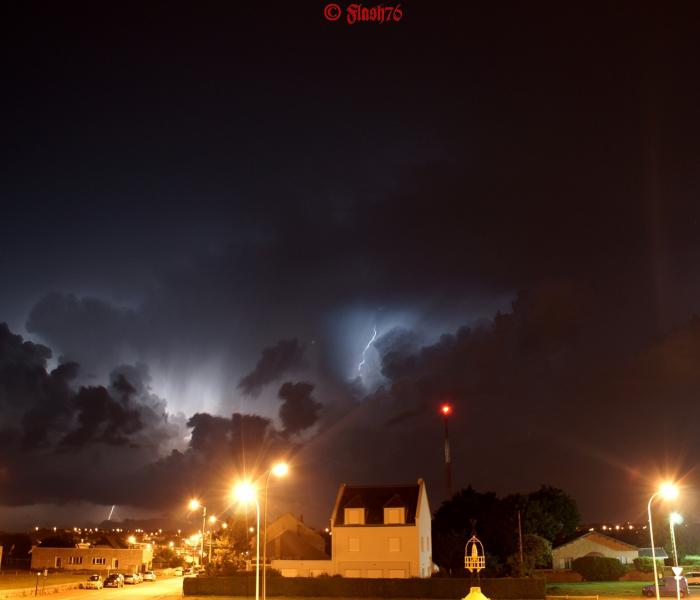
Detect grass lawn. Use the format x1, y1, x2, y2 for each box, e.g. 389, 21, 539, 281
0, 572, 86, 590
546, 581, 653, 596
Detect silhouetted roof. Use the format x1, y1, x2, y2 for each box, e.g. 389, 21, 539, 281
553, 531, 639, 552
333, 483, 420, 526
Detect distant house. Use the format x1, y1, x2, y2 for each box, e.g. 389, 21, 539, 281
265, 513, 328, 560
552, 531, 639, 569
30, 537, 152, 573
329, 478, 433, 578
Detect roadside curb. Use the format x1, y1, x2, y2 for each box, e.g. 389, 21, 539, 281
0, 583, 82, 598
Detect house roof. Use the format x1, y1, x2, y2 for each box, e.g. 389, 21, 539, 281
331, 481, 422, 526
638, 547, 669, 559
553, 531, 639, 552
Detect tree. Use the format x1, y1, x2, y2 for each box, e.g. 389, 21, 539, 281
523, 485, 580, 544
432, 484, 580, 576
153, 547, 184, 568
506, 534, 552, 576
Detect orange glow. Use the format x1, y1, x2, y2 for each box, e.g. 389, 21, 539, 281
440, 404, 453, 416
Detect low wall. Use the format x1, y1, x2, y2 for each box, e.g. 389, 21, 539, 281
184, 576, 545, 599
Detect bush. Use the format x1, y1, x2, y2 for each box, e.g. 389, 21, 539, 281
572, 556, 626, 581
683, 556, 700, 566
634, 557, 664, 573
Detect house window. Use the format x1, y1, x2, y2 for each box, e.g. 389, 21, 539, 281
112, 559, 119, 569
367, 569, 383, 578
345, 569, 361, 577
68, 556, 83, 565
92, 557, 106, 565
348, 537, 360, 552
388, 569, 406, 578
388, 537, 401, 552
345, 508, 365, 525
384, 507, 405, 524
54, 557, 62, 568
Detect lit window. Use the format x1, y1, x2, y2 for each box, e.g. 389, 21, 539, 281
383, 507, 405, 524
345, 508, 365, 525
92, 557, 106, 565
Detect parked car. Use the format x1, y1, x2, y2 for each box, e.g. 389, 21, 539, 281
104, 573, 124, 588
643, 577, 690, 597
173, 567, 184, 576
123, 573, 138, 585
142, 571, 156, 582
134, 573, 143, 583
686, 572, 700, 587
84, 575, 103, 590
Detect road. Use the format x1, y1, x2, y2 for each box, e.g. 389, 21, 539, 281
35, 577, 184, 600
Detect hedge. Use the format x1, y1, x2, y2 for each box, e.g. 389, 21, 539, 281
184, 575, 545, 599
572, 556, 626, 581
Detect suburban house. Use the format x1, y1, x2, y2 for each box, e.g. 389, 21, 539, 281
638, 547, 669, 560
31, 536, 153, 574
329, 478, 433, 578
270, 478, 433, 578
552, 531, 639, 569
265, 513, 328, 560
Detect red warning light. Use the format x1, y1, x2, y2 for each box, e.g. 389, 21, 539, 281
440, 403, 453, 416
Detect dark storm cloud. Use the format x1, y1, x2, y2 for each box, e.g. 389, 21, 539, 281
238, 339, 308, 396
277, 381, 322, 435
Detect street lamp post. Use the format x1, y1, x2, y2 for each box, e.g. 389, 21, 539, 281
208, 515, 217, 564
647, 483, 679, 600
670, 512, 683, 568
262, 462, 289, 600
233, 482, 260, 600
189, 499, 207, 566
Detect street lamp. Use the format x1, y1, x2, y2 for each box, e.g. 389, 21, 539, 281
263, 462, 289, 600
670, 512, 683, 567
233, 482, 260, 600
648, 482, 679, 600
208, 515, 217, 564
188, 499, 207, 566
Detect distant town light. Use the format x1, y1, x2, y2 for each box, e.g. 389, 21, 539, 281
440, 403, 452, 416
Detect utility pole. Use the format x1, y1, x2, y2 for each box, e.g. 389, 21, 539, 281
518, 510, 524, 574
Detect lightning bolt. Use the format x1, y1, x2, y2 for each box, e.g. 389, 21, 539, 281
358, 326, 378, 373
107, 505, 115, 520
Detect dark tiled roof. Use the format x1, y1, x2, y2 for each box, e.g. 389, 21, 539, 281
334, 484, 420, 526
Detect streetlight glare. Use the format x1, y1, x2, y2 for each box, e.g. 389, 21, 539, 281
271, 462, 289, 477
188, 498, 201, 511
233, 481, 257, 503
208, 515, 217, 524
660, 482, 679, 500
671, 512, 684, 525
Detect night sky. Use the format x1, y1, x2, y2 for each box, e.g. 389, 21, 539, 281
3, 2, 700, 531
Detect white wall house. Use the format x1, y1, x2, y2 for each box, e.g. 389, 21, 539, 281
552, 531, 639, 569
329, 478, 433, 579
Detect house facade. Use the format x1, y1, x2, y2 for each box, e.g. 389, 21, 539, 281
552, 531, 639, 569
329, 478, 432, 578
31, 545, 152, 573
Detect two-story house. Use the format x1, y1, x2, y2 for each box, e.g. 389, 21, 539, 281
329, 478, 432, 578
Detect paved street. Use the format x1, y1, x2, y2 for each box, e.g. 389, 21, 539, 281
32, 577, 184, 600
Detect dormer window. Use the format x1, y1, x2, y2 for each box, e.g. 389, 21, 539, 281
345, 508, 365, 524
384, 507, 405, 524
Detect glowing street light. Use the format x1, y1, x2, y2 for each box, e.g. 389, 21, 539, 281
233, 482, 260, 600
670, 512, 683, 567
188, 498, 207, 565
263, 462, 289, 600
648, 482, 679, 600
